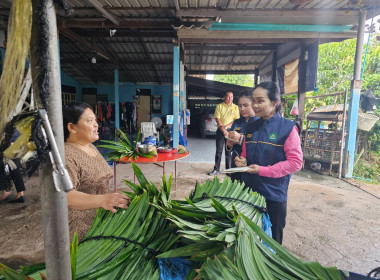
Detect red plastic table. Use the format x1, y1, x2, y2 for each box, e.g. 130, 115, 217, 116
118, 151, 190, 192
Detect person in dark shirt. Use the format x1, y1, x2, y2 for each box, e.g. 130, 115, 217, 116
0, 129, 26, 203
235, 82, 303, 244
226, 90, 257, 183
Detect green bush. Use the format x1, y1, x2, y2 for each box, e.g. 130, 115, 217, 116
353, 157, 380, 182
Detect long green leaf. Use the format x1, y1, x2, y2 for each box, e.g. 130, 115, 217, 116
71, 233, 78, 280
118, 129, 132, 146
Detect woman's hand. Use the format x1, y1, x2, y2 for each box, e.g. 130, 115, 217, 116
226, 139, 235, 148
228, 131, 241, 141
246, 164, 260, 174
235, 156, 247, 167
222, 129, 229, 138
67, 190, 130, 212
101, 193, 130, 213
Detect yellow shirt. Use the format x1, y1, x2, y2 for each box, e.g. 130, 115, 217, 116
214, 102, 240, 126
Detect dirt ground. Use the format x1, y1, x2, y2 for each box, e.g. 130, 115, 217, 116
0, 162, 379, 275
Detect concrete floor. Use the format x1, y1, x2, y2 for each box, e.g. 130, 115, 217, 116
182, 136, 225, 164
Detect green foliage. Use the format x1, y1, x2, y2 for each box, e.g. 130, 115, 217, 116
353, 159, 379, 182
316, 38, 380, 152
98, 129, 153, 160
71, 233, 78, 280
0, 165, 353, 279
315, 37, 380, 179
353, 154, 380, 183
281, 95, 297, 120
281, 38, 380, 179
213, 74, 254, 87
317, 39, 357, 96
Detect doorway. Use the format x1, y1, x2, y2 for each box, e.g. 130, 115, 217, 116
136, 89, 151, 128
82, 88, 97, 109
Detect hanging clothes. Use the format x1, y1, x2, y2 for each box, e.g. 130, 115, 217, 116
107, 102, 112, 119
95, 104, 98, 122
98, 102, 103, 122
133, 102, 137, 133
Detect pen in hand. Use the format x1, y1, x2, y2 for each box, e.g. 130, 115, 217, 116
233, 150, 241, 159
233, 150, 247, 166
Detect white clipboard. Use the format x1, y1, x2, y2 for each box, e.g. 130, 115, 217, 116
224, 167, 250, 173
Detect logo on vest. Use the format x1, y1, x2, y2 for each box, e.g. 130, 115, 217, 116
235, 127, 241, 131
268, 133, 278, 141
247, 134, 252, 139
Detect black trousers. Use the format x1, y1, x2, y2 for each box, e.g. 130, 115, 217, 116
213, 128, 232, 172
266, 200, 287, 245
8, 159, 25, 193
230, 144, 242, 182
9, 167, 25, 193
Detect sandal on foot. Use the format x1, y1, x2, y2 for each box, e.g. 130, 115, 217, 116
8, 196, 25, 203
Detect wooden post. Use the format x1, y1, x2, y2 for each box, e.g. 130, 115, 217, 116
338, 90, 348, 178
114, 68, 119, 130
344, 10, 366, 178
172, 44, 180, 147
30, 0, 72, 278
297, 44, 308, 127
254, 68, 259, 86
271, 47, 278, 82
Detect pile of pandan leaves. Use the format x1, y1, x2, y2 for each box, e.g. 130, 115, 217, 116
0, 163, 351, 279
98, 129, 155, 160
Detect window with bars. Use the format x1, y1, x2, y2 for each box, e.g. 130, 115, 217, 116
62, 92, 76, 105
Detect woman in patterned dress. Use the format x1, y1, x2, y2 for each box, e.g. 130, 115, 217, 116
63, 102, 129, 240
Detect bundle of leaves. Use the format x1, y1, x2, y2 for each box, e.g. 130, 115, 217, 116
1, 163, 350, 280
98, 129, 153, 160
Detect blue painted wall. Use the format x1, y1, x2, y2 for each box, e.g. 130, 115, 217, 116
61, 70, 82, 101
118, 83, 173, 119
62, 71, 173, 118
79, 81, 173, 118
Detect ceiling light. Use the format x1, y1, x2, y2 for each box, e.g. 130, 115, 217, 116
91, 57, 96, 64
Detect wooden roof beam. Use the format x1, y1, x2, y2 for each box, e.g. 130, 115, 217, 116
184, 45, 277, 51
61, 59, 172, 65
57, 7, 175, 13
173, 0, 182, 20
59, 28, 111, 61
68, 63, 103, 84
186, 62, 259, 66
138, 32, 162, 84
61, 51, 174, 56
62, 65, 97, 84
181, 38, 303, 44
96, 37, 118, 61
177, 8, 363, 25
185, 53, 268, 57
228, 49, 237, 70
178, 29, 357, 44
73, 29, 176, 38
187, 70, 256, 75
58, 19, 179, 29
87, 0, 120, 25
76, 68, 115, 83
198, 46, 203, 69
178, 8, 359, 17
96, 37, 136, 83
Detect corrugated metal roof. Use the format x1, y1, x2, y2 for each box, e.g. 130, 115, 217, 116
0, 0, 378, 84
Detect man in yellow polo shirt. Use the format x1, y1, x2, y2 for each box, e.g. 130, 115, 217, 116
208, 91, 240, 175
